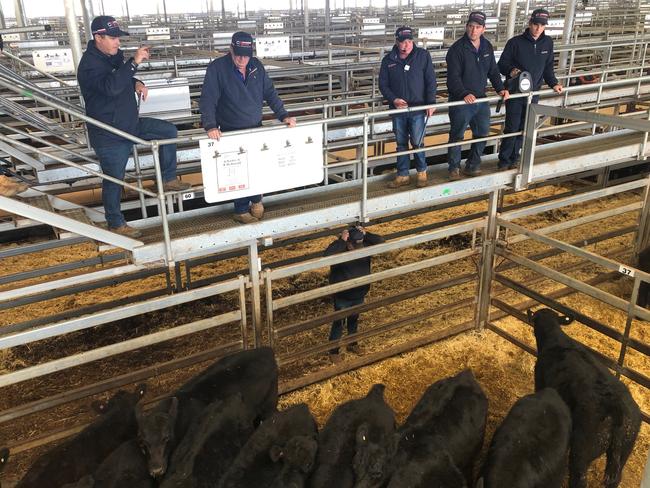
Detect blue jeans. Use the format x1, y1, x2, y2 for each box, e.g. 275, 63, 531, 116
94, 117, 178, 229
498, 96, 538, 168
234, 194, 262, 215
448, 102, 491, 172
329, 295, 364, 353
392, 112, 428, 176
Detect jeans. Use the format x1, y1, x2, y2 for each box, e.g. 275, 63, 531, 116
392, 112, 428, 176
94, 117, 178, 229
448, 102, 491, 171
234, 194, 263, 215
329, 295, 364, 353
498, 96, 538, 168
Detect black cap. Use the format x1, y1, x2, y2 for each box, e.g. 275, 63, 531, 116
467, 11, 487, 26
348, 227, 365, 242
530, 8, 550, 25
231, 31, 254, 56
395, 26, 414, 42
91, 16, 129, 37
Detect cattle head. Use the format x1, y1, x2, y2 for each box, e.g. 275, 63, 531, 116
527, 308, 574, 327
269, 434, 318, 487
91, 383, 147, 415
136, 396, 178, 478
352, 422, 394, 488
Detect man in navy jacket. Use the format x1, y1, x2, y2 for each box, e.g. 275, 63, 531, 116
446, 11, 509, 180
77, 16, 190, 238
379, 26, 437, 189
497, 9, 563, 170
199, 32, 296, 224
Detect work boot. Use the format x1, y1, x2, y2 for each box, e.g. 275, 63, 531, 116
0, 176, 28, 197
109, 224, 142, 238
250, 202, 264, 219
449, 169, 462, 181
346, 343, 362, 354
329, 351, 343, 364
507, 163, 518, 170
463, 167, 482, 177
233, 212, 258, 224
163, 178, 192, 192
388, 175, 411, 189
416, 171, 428, 188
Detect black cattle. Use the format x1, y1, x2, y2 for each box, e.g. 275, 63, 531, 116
310, 384, 396, 488
138, 347, 278, 477
218, 403, 318, 488
61, 476, 94, 488
0, 448, 8, 488
388, 369, 487, 487
479, 388, 572, 488
530, 308, 641, 488
159, 393, 256, 488
637, 246, 650, 309
17, 384, 146, 488
91, 439, 154, 488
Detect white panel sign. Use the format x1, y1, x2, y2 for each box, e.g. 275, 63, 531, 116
146, 27, 170, 40
446, 13, 463, 25
32, 48, 74, 74
575, 11, 592, 24
200, 124, 324, 203
256, 36, 290, 58
2, 33, 21, 41
264, 22, 283, 30
417, 27, 444, 47
237, 20, 256, 29
545, 19, 564, 36
645, 13, 650, 29
362, 17, 381, 24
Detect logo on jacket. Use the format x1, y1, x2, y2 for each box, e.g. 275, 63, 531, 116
388, 63, 396, 68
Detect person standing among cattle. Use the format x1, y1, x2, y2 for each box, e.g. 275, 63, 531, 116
379, 26, 437, 189
324, 226, 384, 361
446, 11, 509, 180
77, 16, 191, 238
199, 31, 296, 224
497, 9, 563, 170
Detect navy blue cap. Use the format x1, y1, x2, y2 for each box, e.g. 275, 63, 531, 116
91, 16, 129, 37
395, 26, 414, 42
231, 31, 254, 56
467, 11, 487, 26
530, 8, 550, 25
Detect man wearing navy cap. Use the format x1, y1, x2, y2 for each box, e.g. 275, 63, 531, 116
77, 16, 190, 238
324, 226, 385, 361
199, 31, 296, 224
446, 11, 509, 180
497, 8, 563, 171
379, 26, 437, 189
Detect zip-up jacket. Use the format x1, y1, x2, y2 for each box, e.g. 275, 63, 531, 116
379, 45, 437, 109
199, 55, 288, 132
77, 41, 140, 147
445, 34, 504, 101
324, 232, 385, 301
498, 29, 558, 91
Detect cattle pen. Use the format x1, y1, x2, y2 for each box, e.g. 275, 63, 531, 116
1, 1, 650, 486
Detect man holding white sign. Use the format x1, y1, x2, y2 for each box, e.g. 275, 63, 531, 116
199, 31, 296, 224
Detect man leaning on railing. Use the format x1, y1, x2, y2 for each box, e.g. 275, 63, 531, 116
77, 16, 191, 238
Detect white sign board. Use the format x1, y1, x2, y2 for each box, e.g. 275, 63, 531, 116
256, 36, 290, 58
146, 27, 170, 40
2, 33, 21, 41
32, 48, 74, 74
545, 19, 565, 36
200, 124, 324, 203
417, 27, 444, 47
447, 13, 463, 24
264, 22, 283, 30
362, 17, 381, 24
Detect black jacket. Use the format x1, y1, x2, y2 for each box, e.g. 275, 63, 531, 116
445, 34, 504, 101
77, 41, 140, 147
199, 54, 288, 132
498, 29, 558, 91
324, 232, 385, 301
379, 45, 437, 109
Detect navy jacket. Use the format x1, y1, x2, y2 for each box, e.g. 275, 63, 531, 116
379, 45, 437, 109
498, 29, 558, 91
324, 232, 385, 301
199, 55, 288, 132
77, 41, 140, 147
445, 34, 504, 101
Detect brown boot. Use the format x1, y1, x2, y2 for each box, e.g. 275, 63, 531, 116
109, 224, 142, 238
0, 176, 28, 197
388, 175, 411, 189
163, 178, 192, 192
449, 169, 462, 181
250, 202, 264, 219
233, 212, 258, 224
416, 171, 428, 188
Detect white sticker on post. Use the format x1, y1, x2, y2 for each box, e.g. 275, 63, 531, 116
619, 265, 635, 277
182, 191, 195, 201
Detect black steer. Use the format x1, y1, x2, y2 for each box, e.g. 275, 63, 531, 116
92, 439, 154, 488
479, 388, 572, 488
388, 369, 487, 487
309, 384, 396, 488
137, 347, 278, 478
529, 308, 641, 488
17, 384, 146, 488
218, 403, 318, 488
0, 448, 8, 488
637, 246, 650, 309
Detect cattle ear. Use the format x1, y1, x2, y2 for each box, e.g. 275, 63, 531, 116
91, 399, 107, 415
526, 309, 534, 323
0, 447, 9, 465
561, 315, 574, 326
269, 445, 284, 463
356, 422, 370, 446
135, 383, 147, 400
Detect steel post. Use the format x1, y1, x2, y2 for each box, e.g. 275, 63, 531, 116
476, 190, 500, 328
151, 141, 175, 267
361, 113, 369, 223
248, 241, 263, 347
63, 0, 83, 71
304, 0, 310, 48
80, 0, 94, 44
506, 0, 518, 40
559, 0, 577, 73
0, 2, 6, 29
